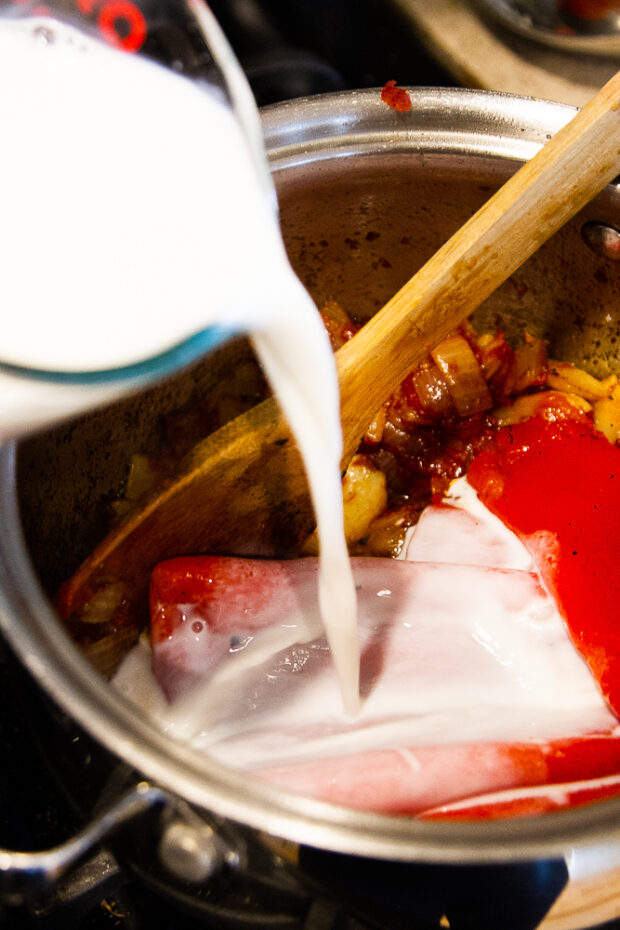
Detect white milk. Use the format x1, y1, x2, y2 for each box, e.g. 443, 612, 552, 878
0, 17, 359, 711
114, 475, 617, 769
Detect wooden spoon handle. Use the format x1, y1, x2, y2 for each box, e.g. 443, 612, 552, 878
337, 70, 620, 460
59, 73, 620, 628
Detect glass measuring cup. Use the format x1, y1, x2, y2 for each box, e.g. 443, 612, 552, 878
0, 0, 275, 435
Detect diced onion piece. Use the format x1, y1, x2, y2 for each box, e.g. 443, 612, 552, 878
304, 454, 388, 554
492, 394, 548, 427
431, 333, 493, 417
601, 374, 620, 395
80, 582, 126, 624
477, 332, 515, 397
512, 337, 548, 393
341, 455, 388, 545
81, 626, 139, 678
365, 504, 424, 557
593, 396, 620, 443
364, 405, 387, 444
320, 298, 352, 329
492, 391, 592, 427
554, 392, 593, 413
391, 393, 427, 427
319, 298, 357, 349
411, 362, 453, 416
547, 360, 611, 402
479, 340, 507, 381
124, 453, 156, 501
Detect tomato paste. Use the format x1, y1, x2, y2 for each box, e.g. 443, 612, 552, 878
381, 80, 412, 112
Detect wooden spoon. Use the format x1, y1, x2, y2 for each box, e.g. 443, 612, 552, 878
59, 72, 620, 628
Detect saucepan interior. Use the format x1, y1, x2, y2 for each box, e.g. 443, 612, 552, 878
4, 88, 620, 862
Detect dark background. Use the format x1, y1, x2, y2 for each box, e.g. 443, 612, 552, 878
206, 0, 451, 105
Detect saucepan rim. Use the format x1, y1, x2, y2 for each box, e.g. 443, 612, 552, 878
2, 87, 620, 863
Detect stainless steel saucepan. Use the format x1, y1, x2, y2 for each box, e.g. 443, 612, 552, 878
1, 88, 620, 900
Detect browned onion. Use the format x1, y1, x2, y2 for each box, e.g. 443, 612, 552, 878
431, 333, 493, 417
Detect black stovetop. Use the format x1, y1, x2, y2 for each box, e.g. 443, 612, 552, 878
206, 0, 451, 106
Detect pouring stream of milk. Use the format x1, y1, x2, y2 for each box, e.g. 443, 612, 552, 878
0, 17, 360, 712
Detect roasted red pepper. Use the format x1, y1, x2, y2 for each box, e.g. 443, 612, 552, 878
468, 409, 620, 716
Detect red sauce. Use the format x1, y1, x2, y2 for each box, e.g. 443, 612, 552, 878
381, 80, 412, 113
467, 411, 620, 715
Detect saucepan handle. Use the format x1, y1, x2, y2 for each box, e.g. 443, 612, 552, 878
0, 781, 241, 905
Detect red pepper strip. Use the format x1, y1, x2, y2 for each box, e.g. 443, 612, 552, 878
422, 774, 620, 821
150, 555, 320, 700
381, 80, 412, 112
467, 412, 620, 717
150, 554, 318, 643
257, 735, 620, 817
